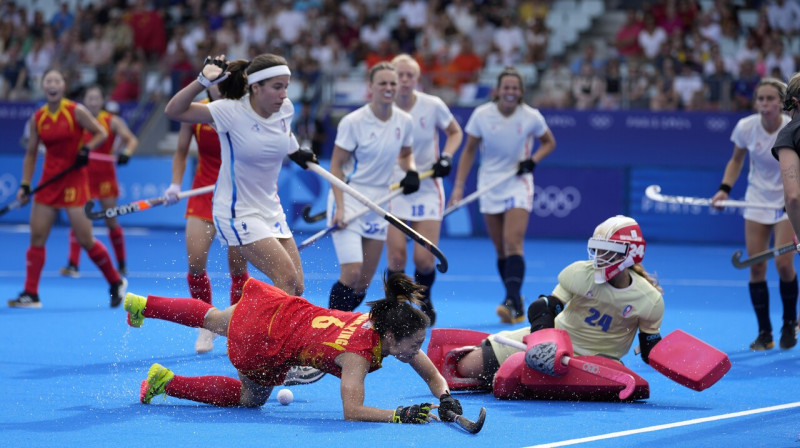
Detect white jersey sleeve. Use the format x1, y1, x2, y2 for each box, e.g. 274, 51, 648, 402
730, 113, 791, 205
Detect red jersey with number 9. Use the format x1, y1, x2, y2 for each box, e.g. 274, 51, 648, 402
33, 99, 90, 207
227, 279, 383, 386
85, 110, 119, 198
185, 99, 221, 221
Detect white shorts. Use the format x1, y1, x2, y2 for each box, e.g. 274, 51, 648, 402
744, 187, 787, 225
328, 183, 389, 264
389, 177, 445, 221
214, 211, 292, 246
478, 173, 534, 214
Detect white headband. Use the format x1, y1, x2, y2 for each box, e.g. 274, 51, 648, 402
247, 65, 291, 85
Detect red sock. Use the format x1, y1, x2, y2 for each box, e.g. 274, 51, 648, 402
165, 375, 242, 407
229, 272, 250, 306
187, 272, 212, 304
143, 295, 213, 327
24, 246, 45, 294
87, 240, 121, 284
68, 229, 81, 267
108, 226, 126, 268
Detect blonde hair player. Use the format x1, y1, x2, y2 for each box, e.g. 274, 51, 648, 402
449, 65, 556, 324
386, 54, 463, 326
326, 61, 418, 312
712, 77, 796, 351
773, 71, 800, 341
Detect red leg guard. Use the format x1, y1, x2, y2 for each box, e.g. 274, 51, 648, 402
426, 328, 490, 375
143, 295, 214, 328
229, 272, 249, 306
24, 246, 45, 294
647, 329, 731, 391
442, 347, 489, 391
187, 272, 213, 304
87, 240, 121, 284
165, 375, 242, 407
68, 229, 81, 267
108, 226, 126, 267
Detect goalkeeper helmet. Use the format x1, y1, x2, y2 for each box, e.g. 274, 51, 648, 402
587, 215, 645, 284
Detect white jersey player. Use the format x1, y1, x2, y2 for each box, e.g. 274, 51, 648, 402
326, 61, 418, 312
386, 54, 463, 326
450, 66, 556, 324
164, 53, 316, 297
712, 77, 797, 351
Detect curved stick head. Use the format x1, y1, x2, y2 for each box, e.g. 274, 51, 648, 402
83, 200, 102, 220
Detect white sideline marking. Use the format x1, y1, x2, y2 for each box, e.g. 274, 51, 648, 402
522, 401, 800, 448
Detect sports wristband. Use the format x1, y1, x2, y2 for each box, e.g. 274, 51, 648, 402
20, 183, 31, 195
718, 183, 732, 194
796, 243, 800, 254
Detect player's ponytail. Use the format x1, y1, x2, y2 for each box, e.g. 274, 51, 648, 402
631, 264, 664, 295
217, 59, 250, 99
368, 272, 428, 339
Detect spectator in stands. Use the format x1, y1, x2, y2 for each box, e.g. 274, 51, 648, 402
391, 17, 418, 55
534, 55, 571, 109
570, 43, 605, 76
733, 58, 762, 111
83, 24, 114, 87
571, 61, 604, 110
24, 36, 54, 98
705, 55, 736, 111
599, 56, 622, 110
329, 12, 360, 63
105, 8, 133, 60
360, 15, 390, 52
49, 2, 74, 37
674, 62, 705, 110
447, 35, 483, 91
735, 32, 762, 68
765, 39, 794, 81
698, 11, 722, 44
109, 48, 143, 103
638, 12, 668, 61
126, 0, 166, 62
0, 41, 28, 100
492, 14, 525, 66
614, 9, 644, 62
626, 60, 655, 110
657, 2, 684, 36
524, 17, 548, 67
446, 0, 476, 35
470, 14, 496, 58
650, 57, 679, 111
766, 0, 800, 35
398, 0, 427, 30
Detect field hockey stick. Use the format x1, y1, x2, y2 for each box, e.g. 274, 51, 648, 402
300, 170, 435, 223
0, 163, 80, 217
307, 163, 448, 273
443, 170, 519, 217
645, 185, 783, 210
88, 152, 117, 163
731, 242, 797, 269
440, 407, 487, 434
84, 184, 215, 220
493, 335, 636, 400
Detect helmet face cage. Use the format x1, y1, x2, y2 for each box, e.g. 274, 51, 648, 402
587, 238, 629, 269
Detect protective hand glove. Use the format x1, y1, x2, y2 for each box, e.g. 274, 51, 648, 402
392, 403, 433, 424
197, 56, 229, 88
288, 147, 318, 169
75, 146, 90, 168
400, 170, 420, 195
163, 183, 181, 205
517, 158, 536, 175
432, 153, 452, 178
438, 393, 462, 422
117, 153, 131, 166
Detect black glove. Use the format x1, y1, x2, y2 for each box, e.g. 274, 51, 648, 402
75, 146, 90, 168
432, 153, 452, 178
288, 147, 318, 169
438, 393, 462, 422
517, 158, 536, 175
392, 403, 433, 424
117, 153, 130, 166
19, 183, 31, 196
400, 170, 420, 194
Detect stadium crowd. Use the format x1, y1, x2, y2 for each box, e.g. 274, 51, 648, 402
0, 0, 797, 112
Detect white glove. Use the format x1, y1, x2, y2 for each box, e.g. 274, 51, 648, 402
164, 183, 181, 205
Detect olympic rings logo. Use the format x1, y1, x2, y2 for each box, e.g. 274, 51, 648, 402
582, 363, 599, 374
705, 117, 729, 132
589, 114, 613, 130
0, 173, 17, 202
532, 185, 581, 218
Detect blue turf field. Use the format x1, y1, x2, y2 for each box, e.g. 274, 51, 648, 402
1, 224, 798, 447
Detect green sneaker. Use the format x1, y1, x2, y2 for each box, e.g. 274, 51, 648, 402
124, 293, 146, 327
140, 363, 174, 404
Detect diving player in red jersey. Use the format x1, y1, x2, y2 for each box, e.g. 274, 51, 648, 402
61, 85, 138, 278
124, 272, 463, 423
9, 69, 127, 308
